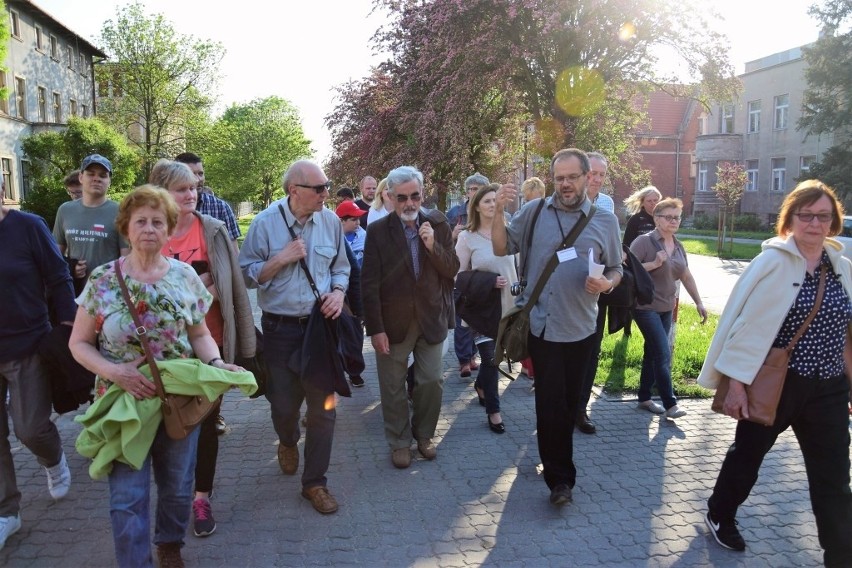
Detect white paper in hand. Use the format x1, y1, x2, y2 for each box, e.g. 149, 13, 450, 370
588, 249, 605, 279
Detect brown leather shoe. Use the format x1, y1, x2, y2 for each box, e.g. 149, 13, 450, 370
417, 438, 437, 460
575, 412, 596, 434
156, 542, 185, 568
277, 444, 298, 475
459, 363, 471, 378
301, 486, 338, 514
392, 448, 411, 469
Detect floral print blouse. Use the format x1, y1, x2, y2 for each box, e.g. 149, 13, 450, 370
78, 257, 212, 398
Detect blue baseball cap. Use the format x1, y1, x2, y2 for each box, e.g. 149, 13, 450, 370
80, 154, 113, 175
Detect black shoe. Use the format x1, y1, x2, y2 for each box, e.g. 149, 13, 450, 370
349, 375, 365, 388
549, 484, 572, 506
487, 415, 505, 434
705, 510, 746, 551
575, 412, 596, 434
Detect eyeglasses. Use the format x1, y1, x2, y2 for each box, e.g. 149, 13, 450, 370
794, 212, 833, 224
655, 214, 682, 222
394, 192, 422, 203
553, 173, 585, 184
294, 182, 332, 193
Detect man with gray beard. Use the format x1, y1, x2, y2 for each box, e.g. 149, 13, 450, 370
492, 148, 622, 506
362, 166, 459, 469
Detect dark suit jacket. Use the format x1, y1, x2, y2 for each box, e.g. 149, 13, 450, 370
362, 209, 459, 344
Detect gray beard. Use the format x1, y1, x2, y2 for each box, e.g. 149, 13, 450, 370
400, 210, 418, 222
555, 187, 587, 209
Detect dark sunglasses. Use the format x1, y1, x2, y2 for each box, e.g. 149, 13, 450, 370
294, 182, 332, 194
395, 192, 422, 203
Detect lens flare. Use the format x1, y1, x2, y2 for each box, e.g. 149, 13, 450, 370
324, 394, 336, 411
555, 66, 605, 117
619, 22, 637, 42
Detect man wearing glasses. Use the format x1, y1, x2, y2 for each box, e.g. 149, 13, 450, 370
362, 165, 460, 469
239, 160, 350, 515
492, 148, 622, 507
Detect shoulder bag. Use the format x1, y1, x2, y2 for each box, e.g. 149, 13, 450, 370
495, 204, 597, 365
711, 265, 826, 426
115, 260, 218, 440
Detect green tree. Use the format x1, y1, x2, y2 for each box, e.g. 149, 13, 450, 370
202, 97, 312, 208
0, 1, 9, 101
96, 2, 224, 176
713, 161, 748, 255
20, 117, 139, 227
807, 146, 852, 198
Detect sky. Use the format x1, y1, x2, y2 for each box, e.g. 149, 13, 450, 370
33, 0, 824, 163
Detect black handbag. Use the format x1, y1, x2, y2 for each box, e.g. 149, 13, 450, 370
599, 245, 654, 308
236, 326, 268, 399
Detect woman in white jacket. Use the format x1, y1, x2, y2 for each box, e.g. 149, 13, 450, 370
698, 180, 852, 567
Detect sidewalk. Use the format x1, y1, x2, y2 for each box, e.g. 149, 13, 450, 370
3, 286, 829, 567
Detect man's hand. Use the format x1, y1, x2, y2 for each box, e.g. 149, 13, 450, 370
320, 289, 345, 319
74, 259, 87, 279
723, 379, 750, 421
419, 221, 435, 253
585, 275, 613, 295
274, 238, 307, 266
496, 184, 517, 210
371, 332, 390, 356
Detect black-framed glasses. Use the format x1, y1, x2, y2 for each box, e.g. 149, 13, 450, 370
395, 192, 422, 203
655, 214, 682, 222
794, 212, 833, 224
294, 182, 332, 193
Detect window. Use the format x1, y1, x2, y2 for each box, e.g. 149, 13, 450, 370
720, 104, 734, 134
37, 87, 47, 121
81, 103, 88, 118
698, 113, 708, 136
2, 158, 13, 201
14, 77, 26, 119
35, 25, 44, 52
698, 162, 709, 191
9, 10, 20, 38
69, 98, 77, 117
771, 158, 786, 191
52, 92, 61, 122
49, 35, 59, 60
800, 156, 816, 177
746, 160, 759, 191
0, 72, 7, 114
747, 100, 761, 133
67, 45, 74, 69
774, 94, 789, 129
79, 54, 86, 75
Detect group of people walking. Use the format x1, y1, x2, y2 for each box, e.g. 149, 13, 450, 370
0, 147, 850, 567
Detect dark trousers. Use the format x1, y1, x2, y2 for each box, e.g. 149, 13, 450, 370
578, 303, 606, 414
194, 398, 222, 494
528, 331, 595, 490
708, 371, 852, 567
473, 339, 499, 414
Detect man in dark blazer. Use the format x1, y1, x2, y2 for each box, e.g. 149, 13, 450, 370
362, 165, 459, 469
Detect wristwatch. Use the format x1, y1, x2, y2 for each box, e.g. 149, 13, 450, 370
332, 284, 346, 293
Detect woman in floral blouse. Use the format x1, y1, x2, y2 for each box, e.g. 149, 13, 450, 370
69, 185, 242, 568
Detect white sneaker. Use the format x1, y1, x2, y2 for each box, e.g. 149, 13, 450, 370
637, 400, 665, 414
0, 514, 21, 550
45, 452, 70, 500
665, 405, 687, 419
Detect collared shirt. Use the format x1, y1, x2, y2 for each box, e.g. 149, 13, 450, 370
774, 252, 852, 379
505, 196, 622, 342
239, 198, 350, 317
591, 192, 615, 213
400, 217, 422, 280
197, 191, 241, 241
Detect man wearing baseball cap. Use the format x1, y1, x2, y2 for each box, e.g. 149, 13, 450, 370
53, 154, 128, 284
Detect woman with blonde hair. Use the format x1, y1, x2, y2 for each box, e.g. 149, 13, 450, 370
623, 185, 662, 246
367, 178, 393, 225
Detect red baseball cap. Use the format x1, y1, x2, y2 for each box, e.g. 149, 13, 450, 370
335, 201, 367, 218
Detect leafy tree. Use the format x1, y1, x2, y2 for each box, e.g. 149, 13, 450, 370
807, 146, 852, 199
713, 161, 748, 255
0, 1, 8, 100
19, 118, 139, 228
202, 97, 312, 208
96, 2, 225, 176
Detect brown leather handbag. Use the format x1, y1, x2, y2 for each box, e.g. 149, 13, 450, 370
712, 266, 826, 426
115, 260, 217, 440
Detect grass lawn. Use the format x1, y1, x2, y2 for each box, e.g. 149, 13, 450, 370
678, 228, 773, 240
596, 303, 716, 399
678, 237, 761, 261
237, 214, 254, 245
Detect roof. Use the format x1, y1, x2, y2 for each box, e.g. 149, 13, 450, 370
12, 0, 108, 59
641, 91, 694, 136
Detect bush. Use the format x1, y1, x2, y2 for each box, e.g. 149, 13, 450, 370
692, 213, 717, 230
21, 184, 70, 230
732, 214, 765, 232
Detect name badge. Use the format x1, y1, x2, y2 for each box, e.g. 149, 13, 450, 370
557, 247, 577, 263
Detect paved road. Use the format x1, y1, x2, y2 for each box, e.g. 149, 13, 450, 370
6, 269, 842, 567
678, 254, 748, 314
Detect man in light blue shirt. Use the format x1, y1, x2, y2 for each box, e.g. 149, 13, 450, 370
239, 160, 349, 515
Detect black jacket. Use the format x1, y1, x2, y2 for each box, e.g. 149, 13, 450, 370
455, 270, 502, 340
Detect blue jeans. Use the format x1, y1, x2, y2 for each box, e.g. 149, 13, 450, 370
473, 339, 500, 414
262, 315, 335, 489
632, 309, 676, 409
108, 423, 199, 568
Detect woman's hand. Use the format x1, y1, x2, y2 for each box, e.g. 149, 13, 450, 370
696, 303, 708, 324
722, 379, 750, 421
109, 356, 157, 400
654, 250, 667, 268
209, 358, 245, 373
494, 276, 509, 288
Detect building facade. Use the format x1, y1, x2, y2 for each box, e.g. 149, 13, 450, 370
693, 45, 835, 225
1, 0, 105, 206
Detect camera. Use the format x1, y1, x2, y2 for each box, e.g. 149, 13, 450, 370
510, 279, 527, 296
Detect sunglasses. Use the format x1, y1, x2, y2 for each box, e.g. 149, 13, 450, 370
294, 182, 332, 194
395, 192, 422, 203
